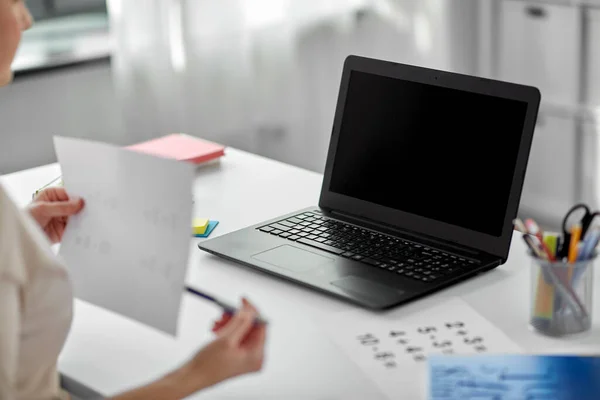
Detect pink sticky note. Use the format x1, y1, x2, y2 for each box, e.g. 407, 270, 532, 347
126, 133, 225, 164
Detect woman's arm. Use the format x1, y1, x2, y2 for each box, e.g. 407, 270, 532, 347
109, 365, 210, 400
109, 299, 266, 400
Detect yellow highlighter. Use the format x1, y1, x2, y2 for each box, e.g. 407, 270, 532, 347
192, 218, 210, 236
532, 233, 557, 320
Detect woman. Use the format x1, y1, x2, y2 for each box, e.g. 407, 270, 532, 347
0, 1, 266, 399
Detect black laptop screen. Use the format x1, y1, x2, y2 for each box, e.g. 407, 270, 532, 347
329, 70, 528, 237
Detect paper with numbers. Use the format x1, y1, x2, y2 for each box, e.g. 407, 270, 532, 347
320, 297, 521, 400
55, 136, 194, 335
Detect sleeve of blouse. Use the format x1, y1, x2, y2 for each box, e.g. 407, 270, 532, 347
0, 186, 28, 400
0, 280, 20, 400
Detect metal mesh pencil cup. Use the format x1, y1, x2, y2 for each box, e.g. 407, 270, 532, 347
529, 253, 595, 336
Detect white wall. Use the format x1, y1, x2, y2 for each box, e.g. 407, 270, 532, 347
109, 0, 482, 172
0, 61, 126, 174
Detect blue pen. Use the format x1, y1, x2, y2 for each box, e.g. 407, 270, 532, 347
185, 286, 268, 325
578, 229, 600, 261
571, 229, 600, 287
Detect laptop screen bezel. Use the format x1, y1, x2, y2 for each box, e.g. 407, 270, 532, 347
319, 55, 540, 260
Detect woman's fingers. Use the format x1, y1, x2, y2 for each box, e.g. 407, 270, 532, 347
34, 198, 84, 217
212, 314, 232, 332
217, 305, 256, 344
242, 325, 267, 349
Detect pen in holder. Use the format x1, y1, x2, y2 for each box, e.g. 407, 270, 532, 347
529, 253, 595, 336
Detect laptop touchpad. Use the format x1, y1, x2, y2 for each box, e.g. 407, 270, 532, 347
331, 276, 405, 307
252, 245, 334, 273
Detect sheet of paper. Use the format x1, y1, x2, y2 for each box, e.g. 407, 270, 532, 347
319, 297, 521, 400
55, 136, 194, 335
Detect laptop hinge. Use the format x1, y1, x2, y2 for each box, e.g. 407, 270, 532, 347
329, 210, 491, 262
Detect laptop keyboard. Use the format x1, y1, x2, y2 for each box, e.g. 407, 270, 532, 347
257, 211, 478, 284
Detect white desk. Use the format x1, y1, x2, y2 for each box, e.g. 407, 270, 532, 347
2, 148, 600, 400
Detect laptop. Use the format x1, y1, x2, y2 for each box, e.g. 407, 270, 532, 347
198, 55, 541, 310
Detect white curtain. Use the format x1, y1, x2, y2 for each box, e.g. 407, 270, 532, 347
107, 0, 479, 171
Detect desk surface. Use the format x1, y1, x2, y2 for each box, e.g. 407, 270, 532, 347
2, 148, 600, 400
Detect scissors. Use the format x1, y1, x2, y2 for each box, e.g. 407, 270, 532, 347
559, 203, 600, 257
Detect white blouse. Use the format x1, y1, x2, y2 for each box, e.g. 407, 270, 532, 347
0, 185, 73, 400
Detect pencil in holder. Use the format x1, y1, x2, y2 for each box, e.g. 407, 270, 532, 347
529, 253, 595, 336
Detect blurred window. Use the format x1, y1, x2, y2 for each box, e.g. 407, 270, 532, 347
26, 0, 107, 21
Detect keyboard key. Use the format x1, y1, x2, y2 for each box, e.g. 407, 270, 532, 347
271, 230, 283, 235
362, 258, 380, 266
278, 220, 296, 228
259, 227, 274, 233
315, 237, 327, 243
288, 229, 301, 234
352, 255, 364, 261
279, 233, 291, 238
287, 217, 303, 224
271, 224, 291, 232
288, 235, 300, 241
307, 235, 319, 240
342, 252, 355, 258
297, 238, 344, 255
297, 232, 309, 237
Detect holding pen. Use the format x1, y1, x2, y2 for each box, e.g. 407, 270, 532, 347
186, 286, 269, 325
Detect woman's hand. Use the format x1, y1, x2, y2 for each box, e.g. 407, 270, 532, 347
27, 187, 84, 244
185, 299, 267, 389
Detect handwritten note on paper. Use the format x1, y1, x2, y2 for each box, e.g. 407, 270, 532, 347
319, 298, 521, 400
54, 136, 194, 335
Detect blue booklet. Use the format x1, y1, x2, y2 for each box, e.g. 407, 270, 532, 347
429, 354, 600, 400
